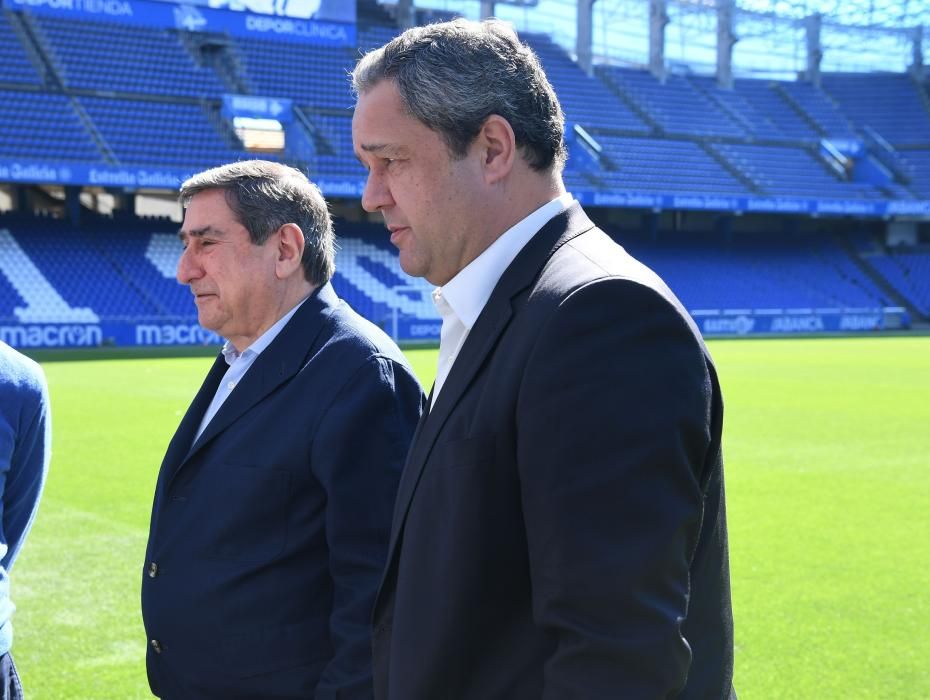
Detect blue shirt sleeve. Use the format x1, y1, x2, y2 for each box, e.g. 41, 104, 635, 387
0, 350, 51, 573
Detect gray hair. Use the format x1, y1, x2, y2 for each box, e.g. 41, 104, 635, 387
352, 18, 566, 172
180, 160, 334, 286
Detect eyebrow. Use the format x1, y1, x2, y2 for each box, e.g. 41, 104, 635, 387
177, 225, 222, 241
358, 142, 391, 154
355, 143, 407, 167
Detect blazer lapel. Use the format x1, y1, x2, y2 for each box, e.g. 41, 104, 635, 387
152, 352, 226, 513
167, 284, 338, 485
384, 203, 598, 564
167, 354, 225, 467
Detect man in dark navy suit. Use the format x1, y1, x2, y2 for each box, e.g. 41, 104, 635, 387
141, 160, 424, 699
352, 19, 735, 699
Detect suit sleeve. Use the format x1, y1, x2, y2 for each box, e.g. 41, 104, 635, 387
517, 279, 713, 698
310, 355, 424, 700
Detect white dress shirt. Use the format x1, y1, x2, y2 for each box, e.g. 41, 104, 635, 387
431, 192, 575, 406
194, 295, 309, 443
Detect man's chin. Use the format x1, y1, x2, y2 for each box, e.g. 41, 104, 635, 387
398, 255, 426, 281
196, 314, 219, 335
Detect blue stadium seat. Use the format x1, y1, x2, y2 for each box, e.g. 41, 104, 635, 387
867, 249, 930, 315
0, 90, 101, 162
598, 67, 747, 138
33, 16, 226, 98
78, 96, 248, 169
521, 34, 651, 135
0, 15, 42, 85
823, 73, 930, 146
714, 143, 881, 200
233, 37, 357, 110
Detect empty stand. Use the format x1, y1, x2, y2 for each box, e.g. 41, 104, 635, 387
776, 81, 856, 139
0, 13, 926, 341
619, 229, 889, 311
823, 73, 930, 146
310, 114, 365, 179
896, 150, 930, 199
688, 76, 784, 140
332, 230, 436, 327
594, 136, 750, 196
96, 224, 194, 318
714, 143, 880, 199
0, 14, 42, 86
0, 224, 101, 322
33, 17, 225, 98
0, 214, 906, 336
234, 37, 356, 110
0, 90, 101, 162
522, 34, 650, 134
867, 248, 930, 316
598, 68, 746, 138
732, 79, 821, 141
78, 96, 246, 169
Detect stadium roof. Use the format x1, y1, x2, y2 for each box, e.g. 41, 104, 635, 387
408, 0, 928, 76
739, 0, 929, 31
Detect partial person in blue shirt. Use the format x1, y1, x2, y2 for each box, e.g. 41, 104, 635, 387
0, 341, 51, 700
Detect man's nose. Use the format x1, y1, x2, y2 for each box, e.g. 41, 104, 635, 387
176, 246, 202, 285
361, 170, 394, 213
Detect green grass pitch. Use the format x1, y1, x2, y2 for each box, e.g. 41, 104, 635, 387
11, 336, 929, 698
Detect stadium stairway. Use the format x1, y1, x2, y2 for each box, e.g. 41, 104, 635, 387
774, 81, 857, 141
1, 9, 46, 86
832, 234, 925, 320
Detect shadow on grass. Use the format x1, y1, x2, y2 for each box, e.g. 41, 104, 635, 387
22, 345, 223, 363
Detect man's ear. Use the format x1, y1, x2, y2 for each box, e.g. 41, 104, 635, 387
274, 223, 306, 280
478, 114, 516, 185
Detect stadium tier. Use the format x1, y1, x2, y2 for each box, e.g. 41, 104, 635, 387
31, 16, 227, 98
0, 213, 922, 343
865, 250, 930, 316
618, 228, 889, 310
0, 5, 927, 346
822, 73, 930, 147
0, 13, 41, 86
524, 35, 651, 134
896, 150, 930, 199
0, 11, 928, 206
77, 96, 249, 170
598, 67, 748, 138
590, 136, 750, 196
235, 38, 357, 110
0, 91, 100, 163
712, 143, 881, 200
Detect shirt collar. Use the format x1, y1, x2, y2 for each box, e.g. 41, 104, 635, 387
437, 192, 574, 330
221, 294, 311, 366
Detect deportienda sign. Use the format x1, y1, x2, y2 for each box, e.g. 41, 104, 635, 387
6, 0, 356, 46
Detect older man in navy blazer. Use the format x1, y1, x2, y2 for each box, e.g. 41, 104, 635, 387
141, 160, 424, 699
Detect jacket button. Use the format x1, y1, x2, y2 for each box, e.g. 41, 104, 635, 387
148, 562, 158, 578
150, 639, 162, 654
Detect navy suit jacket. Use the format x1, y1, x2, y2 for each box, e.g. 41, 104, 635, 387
142, 283, 424, 699
372, 204, 734, 699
